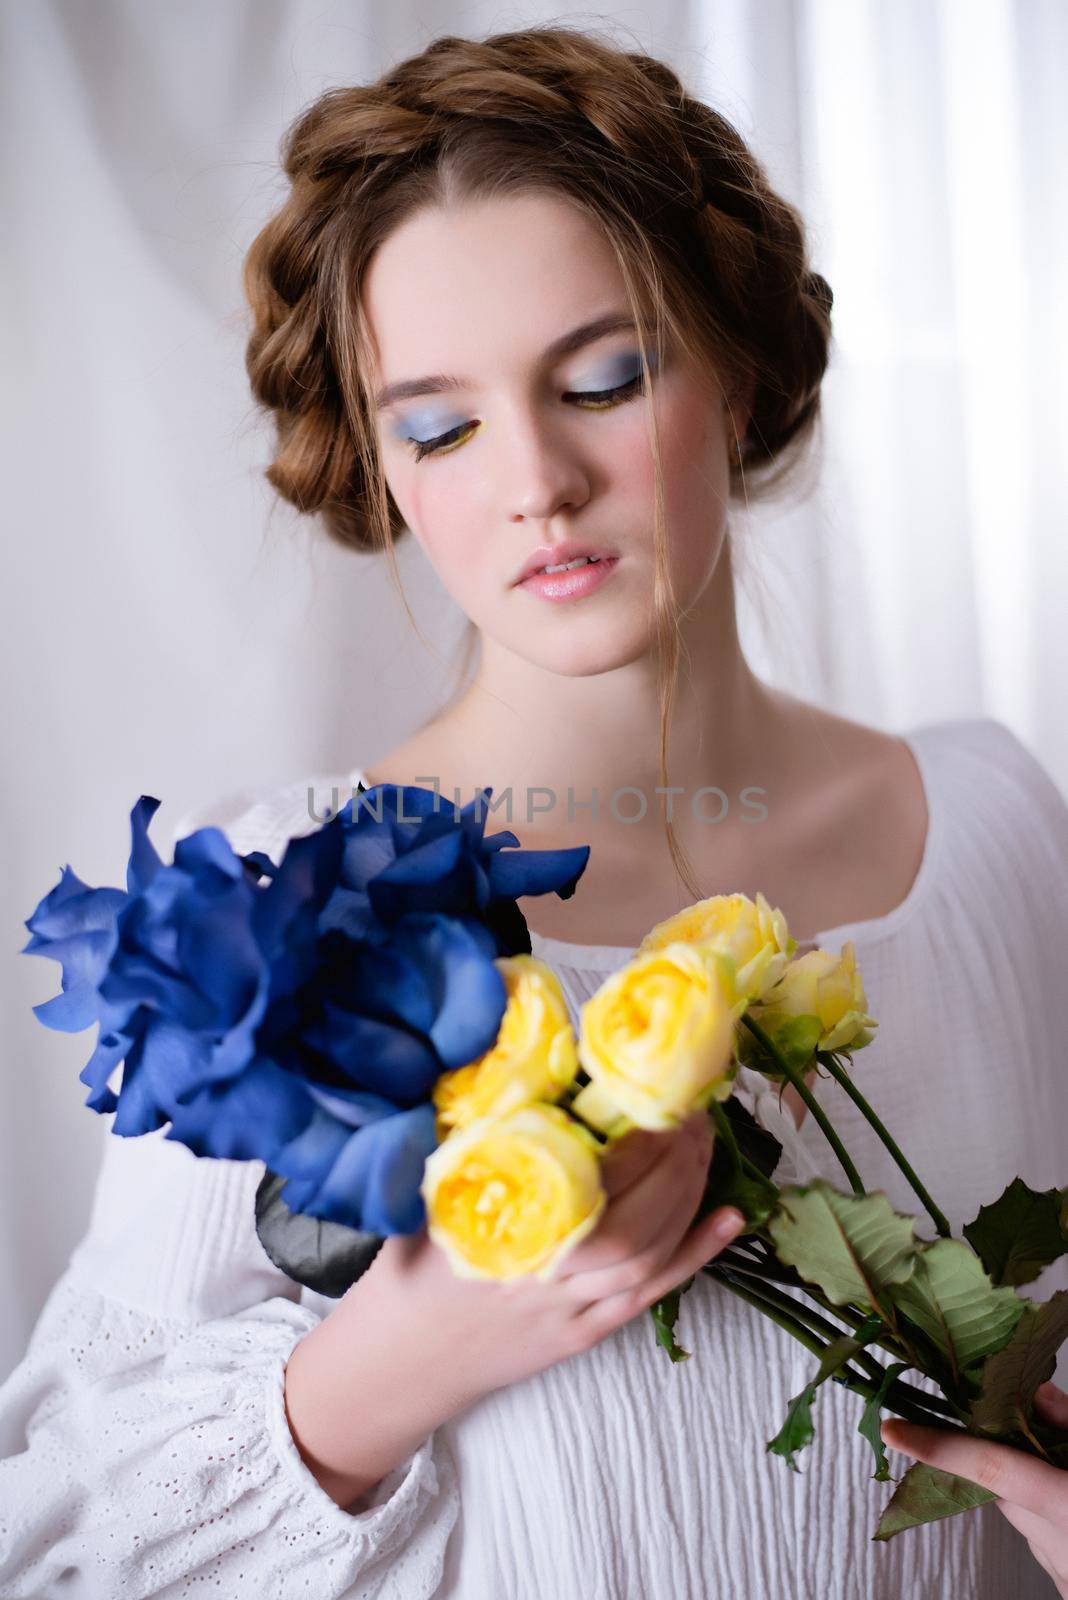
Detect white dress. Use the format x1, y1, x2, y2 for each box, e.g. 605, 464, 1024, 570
2, 715, 1067, 1599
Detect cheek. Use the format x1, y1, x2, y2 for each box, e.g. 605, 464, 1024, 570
393, 464, 484, 592
616, 394, 727, 558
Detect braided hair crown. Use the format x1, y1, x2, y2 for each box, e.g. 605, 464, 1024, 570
243, 26, 833, 551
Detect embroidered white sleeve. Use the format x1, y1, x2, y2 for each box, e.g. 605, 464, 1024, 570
0, 1273, 458, 1598
0, 779, 460, 1595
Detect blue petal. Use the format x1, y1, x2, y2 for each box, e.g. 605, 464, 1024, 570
252, 820, 345, 959
78, 1028, 132, 1114
127, 796, 166, 895
368, 827, 465, 923
134, 1017, 226, 1114
32, 981, 107, 1034
267, 1106, 353, 1211
175, 882, 263, 1029
98, 943, 215, 1028
164, 1055, 314, 1162
338, 821, 403, 897
240, 849, 278, 882
109, 1031, 171, 1136
316, 883, 379, 942
23, 876, 127, 943
273, 1102, 438, 1233
25, 922, 120, 1033
172, 825, 247, 882
298, 1003, 441, 1103
356, 1102, 438, 1234
389, 914, 508, 1070
482, 829, 521, 852
319, 938, 437, 1037
486, 842, 590, 900
302, 1082, 399, 1128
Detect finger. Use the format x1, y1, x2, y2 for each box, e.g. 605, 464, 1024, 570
994, 1501, 1065, 1586
561, 1138, 710, 1297
576, 1205, 745, 1342
601, 1114, 706, 1200
1035, 1381, 1068, 1430
638, 1205, 746, 1307
880, 1419, 1068, 1527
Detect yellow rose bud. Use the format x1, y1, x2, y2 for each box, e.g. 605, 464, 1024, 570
638, 891, 795, 1004
432, 955, 578, 1138
574, 941, 741, 1133
751, 940, 878, 1057
422, 1103, 607, 1281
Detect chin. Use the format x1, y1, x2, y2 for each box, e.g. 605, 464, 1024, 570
492, 612, 658, 677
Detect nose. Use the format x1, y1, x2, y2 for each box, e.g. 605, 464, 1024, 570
502, 407, 591, 524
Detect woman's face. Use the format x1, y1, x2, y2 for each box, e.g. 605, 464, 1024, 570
364, 191, 736, 677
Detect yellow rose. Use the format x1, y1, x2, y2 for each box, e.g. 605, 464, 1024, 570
750, 940, 878, 1057
638, 891, 795, 1004
572, 941, 742, 1134
422, 1103, 606, 1281
431, 955, 578, 1138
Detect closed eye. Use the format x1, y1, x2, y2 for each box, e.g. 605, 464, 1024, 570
403, 369, 648, 463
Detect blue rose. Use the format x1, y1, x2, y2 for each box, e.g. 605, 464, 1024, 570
307, 781, 588, 960
24, 785, 591, 1235
23, 797, 271, 1137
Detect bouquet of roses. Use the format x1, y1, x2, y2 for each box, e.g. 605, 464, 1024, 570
24, 781, 1068, 1541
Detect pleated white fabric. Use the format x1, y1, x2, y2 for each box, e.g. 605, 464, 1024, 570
1, 714, 1066, 1598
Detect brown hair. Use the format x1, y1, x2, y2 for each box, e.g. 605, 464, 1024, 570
243, 23, 833, 901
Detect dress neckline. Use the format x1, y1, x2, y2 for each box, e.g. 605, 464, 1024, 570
348, 722, 947, 972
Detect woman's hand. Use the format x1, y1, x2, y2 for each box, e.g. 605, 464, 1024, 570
881, 1383, 1068, 1597
372, 1108, 744, 1410
284, 1110, 744, 1508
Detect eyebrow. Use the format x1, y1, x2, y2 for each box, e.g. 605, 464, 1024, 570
373, 310, 639, 411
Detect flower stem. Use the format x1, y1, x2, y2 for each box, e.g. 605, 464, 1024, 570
713, 1254, 957, 1421
711, 1268, 961, 1431
741, 1014, 866, 1195
816, 1051, 952, 1238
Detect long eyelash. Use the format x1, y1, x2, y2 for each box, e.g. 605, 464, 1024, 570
407, 370, 647, 462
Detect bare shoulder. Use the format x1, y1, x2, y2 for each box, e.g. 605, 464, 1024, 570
770, 691, 925, 812
766, 692, 929, 925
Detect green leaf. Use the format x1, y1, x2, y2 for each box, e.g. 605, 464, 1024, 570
767, 1180, 919, 1313
722, 1093, 783, 1180
970, 1289, 1068, 1436
962, 1177, 1068, 1287
650, 1276, 695, 1362
888, 1239, 1026, 1384
857, 1361, 910, 1481
873, 1460, 997, 1540
767, 1384, 817, 1471
704, 1100, 780, 1229
767, 1316, 885, 1473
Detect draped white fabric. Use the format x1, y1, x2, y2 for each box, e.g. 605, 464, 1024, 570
2, 0, 1065, 1383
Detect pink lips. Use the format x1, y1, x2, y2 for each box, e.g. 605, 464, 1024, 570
517, 555, 620, 601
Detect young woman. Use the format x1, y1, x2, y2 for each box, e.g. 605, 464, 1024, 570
3, 24, 1068, 1599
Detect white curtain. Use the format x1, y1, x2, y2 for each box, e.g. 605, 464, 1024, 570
2, 0, 1065, 1380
